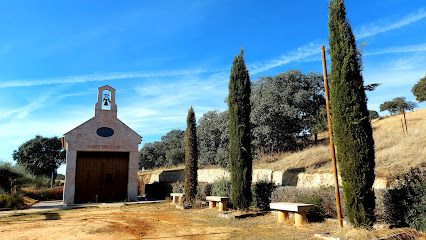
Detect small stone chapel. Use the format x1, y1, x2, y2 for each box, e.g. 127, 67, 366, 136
63, 85, 142, 204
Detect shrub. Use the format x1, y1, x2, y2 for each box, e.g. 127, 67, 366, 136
212, 178, 231, 199
374, 188, 403, 226
196, 183, 212, 201
145, 182, 172, 199
295, 190, 325, 222
403, 169, 425, 232
0, 161, 34, 194
171, 181, 185, 193
251, 180, 276, 210
271, 186, 346, 222
21, 187, 63, 201
271, 186, 301, 203
318, 186, 346, 218
33, 176, 51, 189
270, 182, 425, 228
0, 194, 25, 209
56, 174, 65, 180
378, 168, 425, 231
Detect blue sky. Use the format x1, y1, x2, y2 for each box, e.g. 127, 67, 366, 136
0, 1, 425, 174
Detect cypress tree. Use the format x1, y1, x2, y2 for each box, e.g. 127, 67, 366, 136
328, 0, 376, 226
228, 49, 252, 209
184, 106, 198, 204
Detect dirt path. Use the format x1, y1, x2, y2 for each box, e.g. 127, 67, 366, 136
0, 202, 336, 240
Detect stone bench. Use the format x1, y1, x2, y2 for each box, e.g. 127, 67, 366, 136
170, 193, 184, 205
206, 196, 229, 212
269, 202, 315, 226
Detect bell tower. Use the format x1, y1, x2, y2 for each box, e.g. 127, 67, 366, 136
95, 85, 117, 118
63, 84, 142, 204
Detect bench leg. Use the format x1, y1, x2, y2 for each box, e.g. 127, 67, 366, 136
178, 196, 184, 205
277, 210, 289, 223
294, 211, 307, 226
218, 201, 227, 212
209, 201, 216, 209
172, 196, 178, 204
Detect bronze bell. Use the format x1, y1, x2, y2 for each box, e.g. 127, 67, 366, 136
103, 94, 111, 106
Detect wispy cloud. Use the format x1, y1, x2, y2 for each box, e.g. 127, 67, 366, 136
356, 8, 426, 39
365, 43, 426, 56
3, 9, 424, 88
118, 72, 229, 136
0, 68, 225, 88
249, 9, 426, 75
0, 94, 50, 120
249, 42, 323, 75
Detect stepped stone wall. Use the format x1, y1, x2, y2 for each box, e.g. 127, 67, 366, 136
138, 167, 389, 193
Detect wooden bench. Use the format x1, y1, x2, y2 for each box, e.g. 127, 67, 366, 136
206, 196, 229, 212
170, 193, 184, 205
269, 202, 315, 226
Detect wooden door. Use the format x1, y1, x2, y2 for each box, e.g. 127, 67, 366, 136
75, 152, 129, 203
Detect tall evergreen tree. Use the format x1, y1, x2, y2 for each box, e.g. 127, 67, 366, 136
228, 49, 252, 209
184, 106, 198, 204
328, 0, 376, 226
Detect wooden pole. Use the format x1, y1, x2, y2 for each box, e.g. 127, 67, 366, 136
321, 46, 343, 228
403, 109, 408, 134
401, 119, 405, 135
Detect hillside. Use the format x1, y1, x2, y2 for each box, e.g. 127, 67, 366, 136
254, 108, 426, 177
141, 108, 425, 178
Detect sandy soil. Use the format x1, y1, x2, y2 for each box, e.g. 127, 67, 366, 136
0, 202, 340, 240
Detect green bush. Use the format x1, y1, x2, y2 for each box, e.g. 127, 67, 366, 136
271, 186, 346, 222
171, 181, 185, 193
33, 176, 51, 189
0, 161, 34, 194
212, 178, 231, 199
56, 174, 65, 180
21, 187, 63, 201
251, 180, 276, 210
196, 183, 212, 201
295, 190, 325, 222
145, 182, 172, 199
380, 168, 425, 232
0, 194, 24, 209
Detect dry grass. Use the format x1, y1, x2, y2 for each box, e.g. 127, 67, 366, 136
254, 144, 331, 173
332, 226, 426, 240
140, 164, 185, 174
22, 196, 38, 207
254, 108, 426, 177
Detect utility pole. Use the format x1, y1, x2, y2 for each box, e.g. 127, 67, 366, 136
321, 46, 343, 228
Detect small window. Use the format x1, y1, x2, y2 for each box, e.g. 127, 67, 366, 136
105, 174, 113, 184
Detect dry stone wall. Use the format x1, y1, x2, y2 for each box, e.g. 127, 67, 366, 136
198, 169, 230, 183
138, 167, 389, 189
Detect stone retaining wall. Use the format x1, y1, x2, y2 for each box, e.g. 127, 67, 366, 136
138, 168, 389, 192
